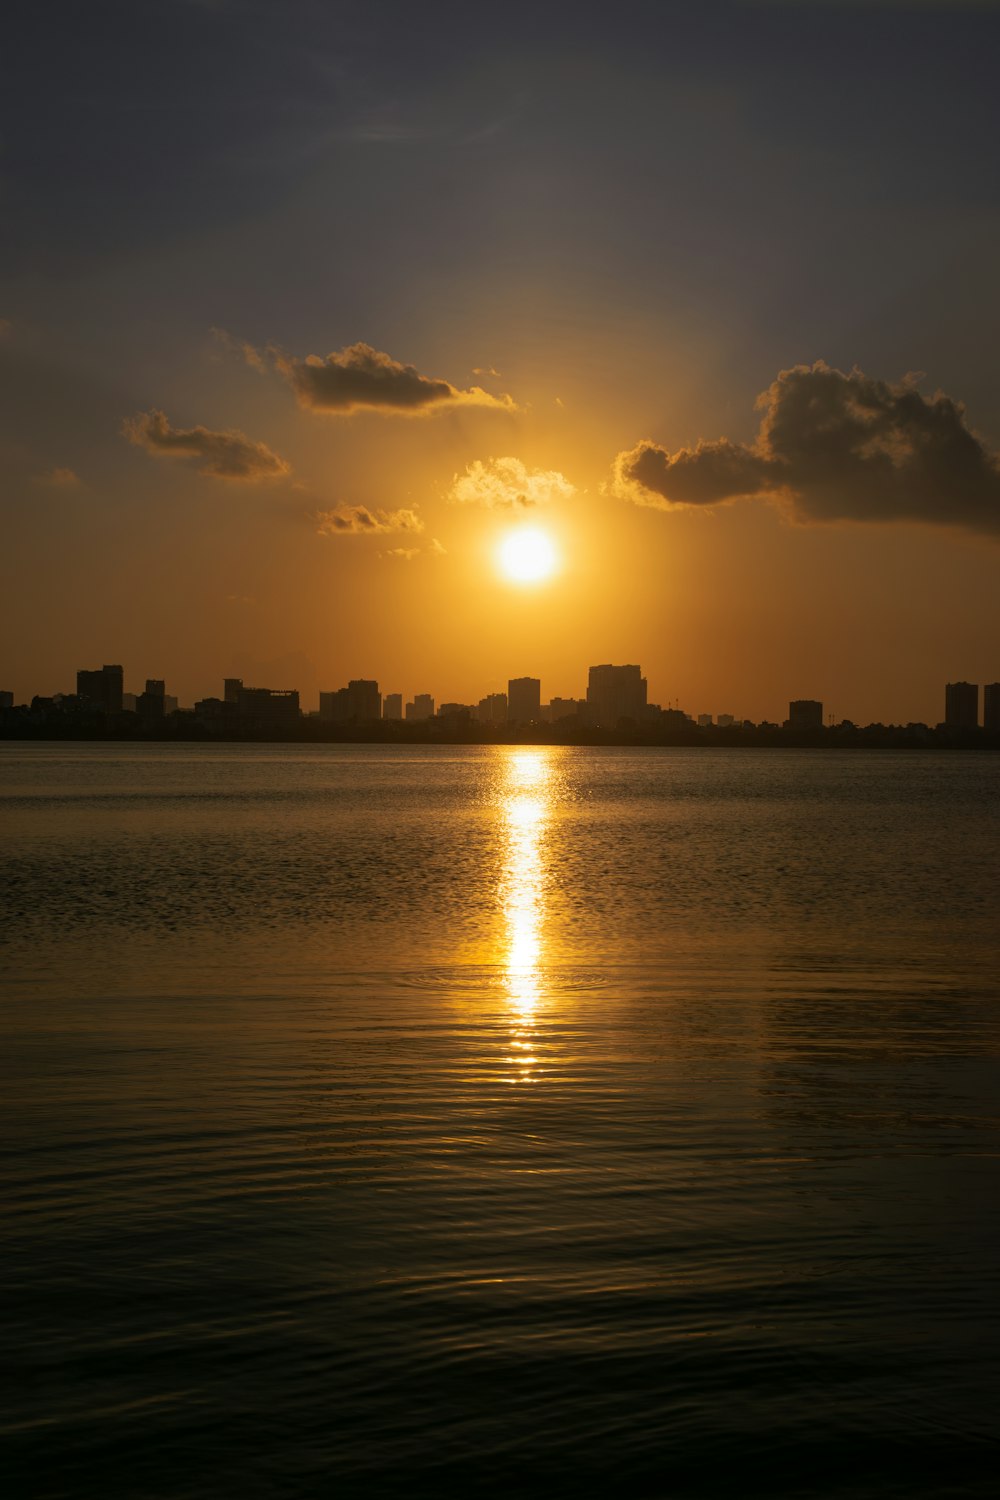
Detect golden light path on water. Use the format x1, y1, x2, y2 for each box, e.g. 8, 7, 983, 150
498, 749, 553, 1083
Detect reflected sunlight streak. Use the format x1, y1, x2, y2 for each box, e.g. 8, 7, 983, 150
498, 751, 553, 1081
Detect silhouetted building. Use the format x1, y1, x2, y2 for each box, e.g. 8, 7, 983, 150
945, 681, 978, 729
405, 694, 434, 721
697, 714, 713, 728
224, 678, 242, 704
787, 699, 823, 730
76, 664, 123, 715
544, 697, 583, 723
320, 679, 381, 723
0, 691, 13, 710
984, 683, 1000, 734
438, 702, 472, 720
137, 678, 166, 722
382, 693, 402, 721
587, 664, 647, 727
508, 677, 541, 724
234, 685, 300, 729
194, 696, 225, 728
475, 693, 507, 725
122, 693, 138, 712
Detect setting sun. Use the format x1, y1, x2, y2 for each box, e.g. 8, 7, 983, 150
497, 527, 558, 584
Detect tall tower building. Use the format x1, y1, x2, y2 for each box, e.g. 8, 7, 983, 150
475, 693, 508, 725
382, 693, 403, 721
944, 681, 978, 729
586, 664, 647, 727
76, 664, 124, 715
788, 699, 823, 730
982, 683, 1000, 733
507, 677, 541, 724
405, 694, 434, 721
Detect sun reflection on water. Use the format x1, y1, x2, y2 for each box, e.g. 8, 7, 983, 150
498, 750, 553, 1081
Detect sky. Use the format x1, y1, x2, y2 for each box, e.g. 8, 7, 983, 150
3, 0, 1000, 724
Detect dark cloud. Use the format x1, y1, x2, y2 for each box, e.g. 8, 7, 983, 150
615, 362, 1000, 534
315, 504, 424, 536
123, 409, 289, 480
270, 342, 516, 415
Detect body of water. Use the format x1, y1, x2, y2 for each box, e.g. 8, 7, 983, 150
2, 743, 998, 1497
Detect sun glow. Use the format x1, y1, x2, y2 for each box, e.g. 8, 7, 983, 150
497, 526, 558, 584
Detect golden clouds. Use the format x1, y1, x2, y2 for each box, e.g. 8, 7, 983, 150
449, 456, 575, 509
261, 341, 517, 416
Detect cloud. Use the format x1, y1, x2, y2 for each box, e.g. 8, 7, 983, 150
315, 504, 424, 536
613, 362, 1000, 534
123, 409, 289, 480
271, 342, 517, 415
382, 537, 447, 561
34, 466, 82, 488
449, 456, 575, 509
211, 326, 267, 372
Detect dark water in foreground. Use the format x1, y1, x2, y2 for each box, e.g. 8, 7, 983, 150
2, 744, 999, 1499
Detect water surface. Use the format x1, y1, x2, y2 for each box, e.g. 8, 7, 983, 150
2, 744, 998, 1497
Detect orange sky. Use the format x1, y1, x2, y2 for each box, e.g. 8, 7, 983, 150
4, 2, 1000, 725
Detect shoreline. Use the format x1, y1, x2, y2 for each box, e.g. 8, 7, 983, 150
2, 726, 998, 751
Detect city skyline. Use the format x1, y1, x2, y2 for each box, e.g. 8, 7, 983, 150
5, 658, 1000, 736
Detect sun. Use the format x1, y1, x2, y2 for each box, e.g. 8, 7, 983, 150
497, 526, 558, 584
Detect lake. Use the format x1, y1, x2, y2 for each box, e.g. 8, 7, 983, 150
2, 743, 998, 1497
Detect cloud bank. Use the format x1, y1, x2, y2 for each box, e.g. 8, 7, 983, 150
315, 504, 424, 536
271, 342, 516, 415
449, 456, 575, 508
614, 363, 1000, 534
124, 409, 288, 480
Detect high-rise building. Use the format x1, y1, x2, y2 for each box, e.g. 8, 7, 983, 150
405, 694, 434, 721
507, 677, 541, 724
0, 691, 14, 710
788, 699, 823, 730
234, 686, 300, 729
382, 693, 403, 721
475, 693, 507, 724
138, 678, 166, 721
224, 678, 243, 704
319, 680, 381, 722
76, 664, 123, 715
544, 697, 582, 723
586, 664, 647, 727
945, 681, 978, 729
984, 683, 1000, 734
697, 713, 713, 728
